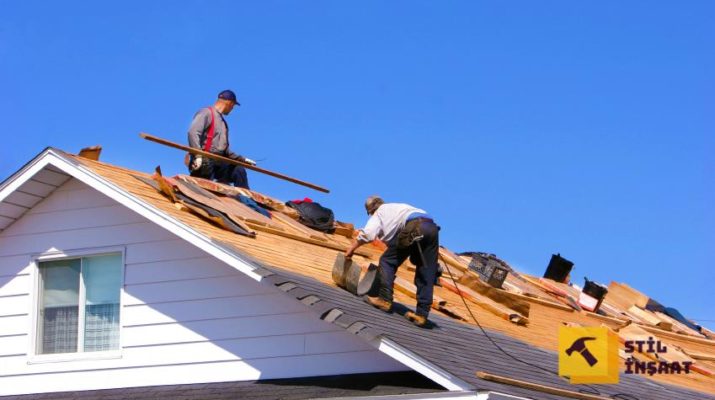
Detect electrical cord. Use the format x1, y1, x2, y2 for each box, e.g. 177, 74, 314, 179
439, 257, 640, 400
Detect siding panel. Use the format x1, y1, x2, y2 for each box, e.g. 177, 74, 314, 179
0, 222, 168, 257
0, 315, 29, 336
0, 274, 30, 297
123, 275, 272, 306
122, 312, 337, 347
0, 334, 28, 357
0, 351, 405, 396
28, 188, 116, 215
123, 293, 307, 326
0, 295, 30, 317
0, 176, 404, 396
125, 256, 237, 285
0, 203, 28, 219
0, 255, 33, 276
4, 205, 147, 237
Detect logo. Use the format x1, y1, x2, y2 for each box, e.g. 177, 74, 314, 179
559, 326, 619, 384
624, 336, 692, 376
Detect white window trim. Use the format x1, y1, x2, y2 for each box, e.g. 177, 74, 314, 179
28, 246, 126, 364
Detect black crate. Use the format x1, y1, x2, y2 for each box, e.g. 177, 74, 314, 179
544, 253, 573, 283
468, 256, 509, 289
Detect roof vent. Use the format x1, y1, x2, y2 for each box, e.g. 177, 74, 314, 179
78, 145, 102, 160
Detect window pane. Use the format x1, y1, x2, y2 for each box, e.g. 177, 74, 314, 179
83, 254, 122, 352
39, 259, 80, 354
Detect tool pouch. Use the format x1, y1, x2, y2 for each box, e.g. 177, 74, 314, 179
397, 219, 423, 249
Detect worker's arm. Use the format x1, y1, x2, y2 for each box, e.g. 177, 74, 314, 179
345, 214, 382, 258
187, 109, 210, 149
345, 238, 369, 259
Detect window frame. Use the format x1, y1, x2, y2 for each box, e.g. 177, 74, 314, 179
29, 246, 125, 363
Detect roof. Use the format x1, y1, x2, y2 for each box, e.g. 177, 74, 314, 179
0, 371, 443, 400
1, 148, 714, 400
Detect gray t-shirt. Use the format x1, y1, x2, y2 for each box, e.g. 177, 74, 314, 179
187, 106, 237, 158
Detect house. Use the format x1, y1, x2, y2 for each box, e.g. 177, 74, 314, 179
1, 148, 713, 399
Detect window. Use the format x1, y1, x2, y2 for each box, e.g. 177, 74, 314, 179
37, 253, 122, 355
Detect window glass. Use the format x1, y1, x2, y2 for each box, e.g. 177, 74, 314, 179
83, 254, 122, 352
39, 259, 81, 354
37, 253, 122, 355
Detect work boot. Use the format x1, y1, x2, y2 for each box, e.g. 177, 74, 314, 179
405, 311, 428, 328
365, 296, 392, 313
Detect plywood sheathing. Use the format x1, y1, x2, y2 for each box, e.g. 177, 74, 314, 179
68, 155, 715, 395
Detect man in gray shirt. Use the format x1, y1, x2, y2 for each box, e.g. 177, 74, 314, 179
187, 90, 254, 189
345, 196, 440, 328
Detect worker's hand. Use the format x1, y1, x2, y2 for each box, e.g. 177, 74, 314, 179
344, 250, 353, 259
243, 157, 257, 166
232, 154, 256, 166
190, 155, 203, 171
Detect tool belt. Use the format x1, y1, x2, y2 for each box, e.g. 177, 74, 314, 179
397, 217, 432, 249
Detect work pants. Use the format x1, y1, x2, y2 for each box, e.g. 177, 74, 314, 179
190, 159, 249, 189
378, 219, 439, 317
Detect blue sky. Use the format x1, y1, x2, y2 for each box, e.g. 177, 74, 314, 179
1, 2, 713, 326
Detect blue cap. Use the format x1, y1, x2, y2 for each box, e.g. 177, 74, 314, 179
217, 90, 240, 106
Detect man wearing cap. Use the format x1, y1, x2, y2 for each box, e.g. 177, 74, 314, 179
187, 90, 254, 189
345, 196, 440, 328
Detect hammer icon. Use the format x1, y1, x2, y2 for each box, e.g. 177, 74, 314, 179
566, 337, 598, 366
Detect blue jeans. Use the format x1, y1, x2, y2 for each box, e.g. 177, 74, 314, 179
378, 219, 439, 317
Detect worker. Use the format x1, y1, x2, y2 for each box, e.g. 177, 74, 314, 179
345, 196, 440, 328
187, 89, 255, 189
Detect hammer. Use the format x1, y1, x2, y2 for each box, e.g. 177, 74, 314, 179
565, 337, 598, 366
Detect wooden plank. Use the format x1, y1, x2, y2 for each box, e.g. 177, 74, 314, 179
683, 350, 715, 362
438, 247, 469, 274
270, 211, 328, 241
640, 325, 715, 347
457, 272, 531, 317
394, 276, 445, 307
393, 276, 468, 321
605, 281, 649, 310
476, 371, 612, 400
439, 277, 528, 325
628, 306, 673, 331
140, 133, 330, 193
519, 275, 582, 311
618, 324, 714, 377
652, 311, 704, 337
78, 145, 102, 161
246, 223, 372, 258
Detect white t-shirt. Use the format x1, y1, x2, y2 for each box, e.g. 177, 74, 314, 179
357, 203, 427, 243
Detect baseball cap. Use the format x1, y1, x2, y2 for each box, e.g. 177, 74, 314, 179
217, 90, 240, 105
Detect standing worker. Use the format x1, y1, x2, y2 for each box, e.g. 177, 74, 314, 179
345, 196, 440, 328
187, 90, 255, 189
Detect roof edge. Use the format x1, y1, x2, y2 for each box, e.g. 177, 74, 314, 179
0, 147, 54, 202
0, 149, 268, 282
377, 338, 473, 391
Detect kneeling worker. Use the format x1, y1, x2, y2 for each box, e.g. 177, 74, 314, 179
187, 89, 255, 189
345, 196, 440, 327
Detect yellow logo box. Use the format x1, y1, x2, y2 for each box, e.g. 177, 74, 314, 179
558, 326, 619, 384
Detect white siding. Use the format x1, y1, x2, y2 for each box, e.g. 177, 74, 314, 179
0, 178, 406, 396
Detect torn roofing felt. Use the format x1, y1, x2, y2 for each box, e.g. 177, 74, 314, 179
2, 148, 713, 399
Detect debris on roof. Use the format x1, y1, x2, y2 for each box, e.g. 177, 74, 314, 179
54, 152, 715, 397
78, 145, 102, 160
